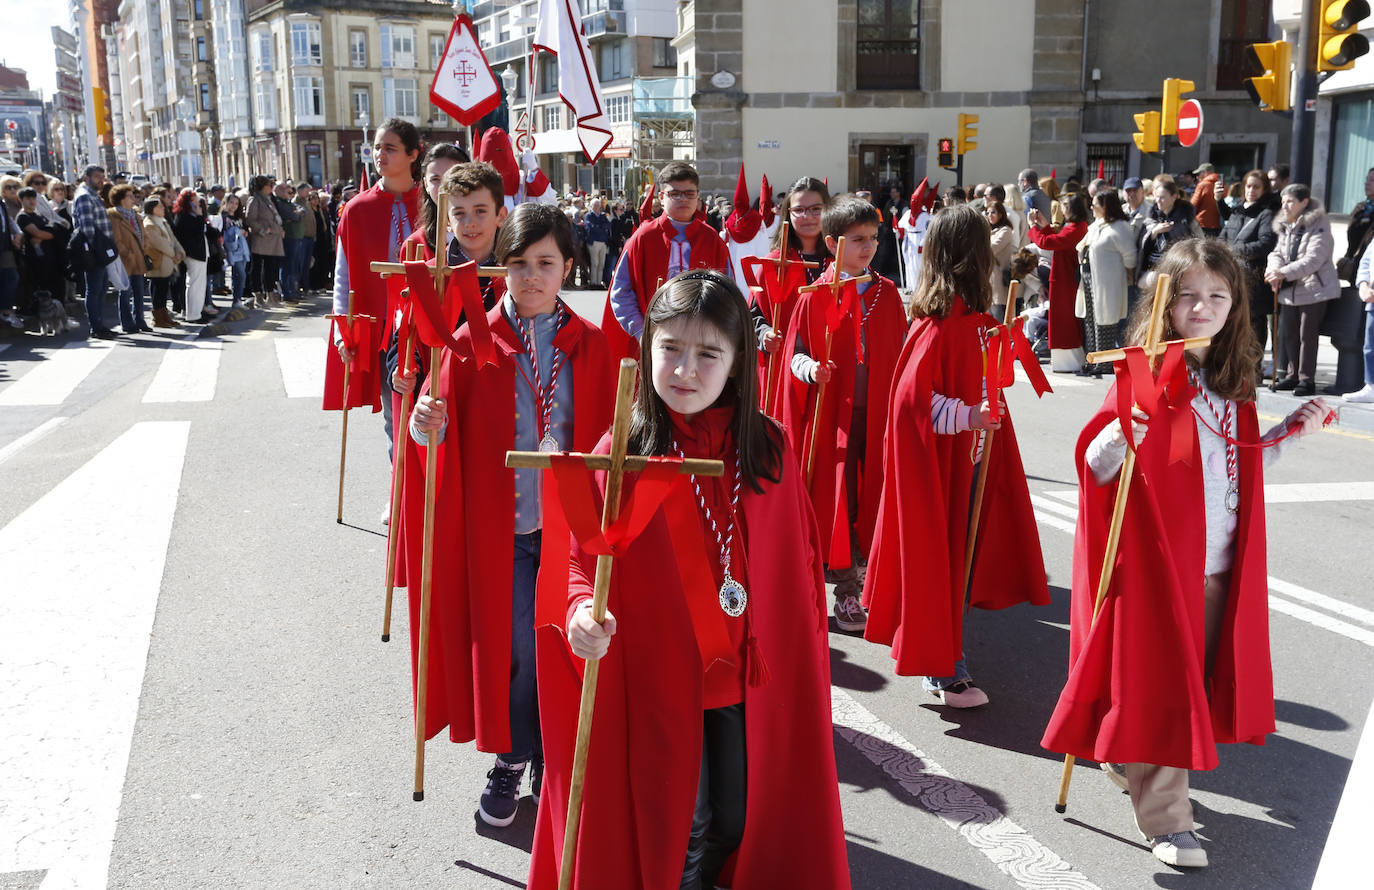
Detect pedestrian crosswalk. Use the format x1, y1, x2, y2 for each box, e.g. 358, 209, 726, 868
142, 340, 223, 403
0, 340, 115, 407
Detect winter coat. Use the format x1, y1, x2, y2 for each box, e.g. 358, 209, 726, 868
172, 209, 208, 261
1218, 195, 1278, 314
222, 216, 251, 265
1138, 199, 1202, 271
107, 208, 148, 276
988, 224, 1016, 308
1079, 218, 1136, 326
1266, 198, 1340, 307
142, 214, 181, 279
245, 192, 284, 256
1190, 173, 1221, 230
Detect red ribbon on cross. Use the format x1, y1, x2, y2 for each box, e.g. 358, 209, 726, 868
821, 279, 862, 361
983, 316, 1052, 424
402, 258, 497, 366
331, 315, 375, 374
1115, 341, 1195, 464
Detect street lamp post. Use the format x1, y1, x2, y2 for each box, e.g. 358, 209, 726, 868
359, 109, 370, 182
206, 127, 216, 183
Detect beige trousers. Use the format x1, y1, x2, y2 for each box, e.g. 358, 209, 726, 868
1126, 572, 1230, 837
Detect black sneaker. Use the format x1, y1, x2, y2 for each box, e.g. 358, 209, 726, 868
479, 758, 525, 827
530, 754, 544, 806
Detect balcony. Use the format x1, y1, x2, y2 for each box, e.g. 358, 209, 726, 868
582, 10, 626, 40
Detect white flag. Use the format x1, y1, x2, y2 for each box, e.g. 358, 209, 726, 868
429, 14, 502, 126
533, 0, 613, 163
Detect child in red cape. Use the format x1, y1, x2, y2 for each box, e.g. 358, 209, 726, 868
602, 161, 731, 360
862, 204, 1050, 707
1041, 239, 1331, 869
753, 176, 833, 414
530, 271, 849, 889
408, 204, 615, 827
778, 195, 907, 634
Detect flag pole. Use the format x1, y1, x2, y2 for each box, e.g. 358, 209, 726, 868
383, 240, 421, 642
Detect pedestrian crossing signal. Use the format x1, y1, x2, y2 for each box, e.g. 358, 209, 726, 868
1318, 0, 1370, 72
938, 138, 955, 169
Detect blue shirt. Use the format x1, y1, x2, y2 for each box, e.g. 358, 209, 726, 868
609, 218, 692, 337
506, 296, 575, 534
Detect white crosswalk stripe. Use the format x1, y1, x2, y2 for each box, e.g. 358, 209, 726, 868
274, 337, 325, 399
0, 341, 115, 407
0, 421, 191, 887
142, 340, 223, 403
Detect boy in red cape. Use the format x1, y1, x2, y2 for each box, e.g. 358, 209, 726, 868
779, 196, 907, 633
530, 271, 848, 889
1041, 239, 1331, 868
327, 118, 421, 427
407, 204, 615, 826
863, 205, 1049, 707
602, 161, 731, 359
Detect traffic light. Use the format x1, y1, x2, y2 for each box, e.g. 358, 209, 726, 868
1245, 41, 1292, 111
1160, 78, 1195, 135
1318, 0, 1370, 72
937, 137, 955, 169
93, 86, 109, 138
1133, 111, 1161, 154
957, 113, 979, 155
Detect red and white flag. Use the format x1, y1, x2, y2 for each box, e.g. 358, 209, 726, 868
429, 13, 502, 125
533, 0, 612, 163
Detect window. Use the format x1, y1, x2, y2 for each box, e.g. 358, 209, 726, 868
252, 29, 273, 72
381, 24, 416, 69
542, 104, 561, 131
856, 0, 920, 90
351, 87, 370, 125
294, 75, 325, 122
478, 20, 493, 47
430, 33, 446, 69
382, 77, 417, 119
1217, 0, 1272, 91
652, 37, 676, 69
607, 157, 629, 193
196, 37, 207, 62
605, 94, 630, 124
200, 82, 212, 111
1085, 143, 1128, 188
193, 0, 203, 20
291, 21, 323, 66
350, 30, 367, 68
539, 54, 559, 94
599, 39, 629, 81
254, 79, 276, 127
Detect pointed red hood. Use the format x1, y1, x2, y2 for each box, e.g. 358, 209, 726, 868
724, 163, 763, 242
637, 181, 656, 227
925, 181, 940, 212
477, 127, 521, 200
760, 174, 774, 227
360, 163, 370, 191
909, 177, 929, 216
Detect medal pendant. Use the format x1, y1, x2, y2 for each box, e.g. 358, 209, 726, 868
538, 433, 560, 453
1225, 485, 1240, 514
719, 572, 748, 617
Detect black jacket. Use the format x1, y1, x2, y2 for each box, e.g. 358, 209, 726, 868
1219, 195, 1278, 314
171, 210, 208, 261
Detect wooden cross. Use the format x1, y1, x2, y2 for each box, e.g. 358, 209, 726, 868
1053, 272, 1210, 813
381, 239, 423, 644
752, 220, 819, 415
326, 289, 376, 524
796, 236, 872, 486
505, 358, 722, 890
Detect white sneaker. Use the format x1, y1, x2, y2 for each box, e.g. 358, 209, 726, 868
1100, 761, 1129, 791
380, 502, 391, 526
933, 679, 989, 708
1148, 831, 1208, 868
1344, 384, 1374, 403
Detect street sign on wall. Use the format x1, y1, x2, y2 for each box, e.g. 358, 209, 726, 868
51, 26, 77, 54
57, 72, 82, 95
55, 47, 79, 75
56, 92, 84, 114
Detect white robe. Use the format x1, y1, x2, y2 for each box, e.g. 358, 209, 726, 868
897, 209, 931, 290
724, 216, 780, 293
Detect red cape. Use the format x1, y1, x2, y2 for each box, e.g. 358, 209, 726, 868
528, 432, 849, 889
1041, 386, 1273, 769
400, 302, 615, 747
1027, 220, 1087, 350
323, 183, 421, 411
600, 213, 732, 360
862, 299, 1050, 677
749, 248, 830, 416
778, 272, 907, 567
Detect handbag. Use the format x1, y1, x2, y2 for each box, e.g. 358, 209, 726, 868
106, 255, 130, 292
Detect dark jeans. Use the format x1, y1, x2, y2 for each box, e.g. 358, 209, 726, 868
230, 259, 248, 305
0, 265, 18, 314
681, 704, 747, 890
1280, 301, 1331, 385
381, 351, 395, 462
1364, 306, 1374, 385
280, 238, 302, 299
504, 531, 542, 764
297, 236, 315, 292
83, 263, 109, 334
250, 253, 280, 295
119, 274, 146, 330
149, 275, 172, 310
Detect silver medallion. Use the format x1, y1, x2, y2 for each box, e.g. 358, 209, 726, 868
719, 572, 748, 617
1225, 485, 1240, 514
538, 433, 560, 453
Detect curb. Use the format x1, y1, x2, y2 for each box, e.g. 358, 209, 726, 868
1256, 387, 1374, 435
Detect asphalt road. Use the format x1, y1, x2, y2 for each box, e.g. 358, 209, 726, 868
1, 289, 1370, 890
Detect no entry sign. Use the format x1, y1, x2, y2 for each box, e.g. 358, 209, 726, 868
1176, 99, 1204, 148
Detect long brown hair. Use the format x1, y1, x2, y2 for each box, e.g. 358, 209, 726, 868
770, 176, 833, 259
1126, 238, 1260, 402
418, 143, 469, 251
629, 270, 783, 493
909, 204, 993, 319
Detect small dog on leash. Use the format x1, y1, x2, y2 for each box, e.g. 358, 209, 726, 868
34, 290, 72, 336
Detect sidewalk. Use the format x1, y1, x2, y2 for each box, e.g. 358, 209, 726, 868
1257, 336, 1374, 433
